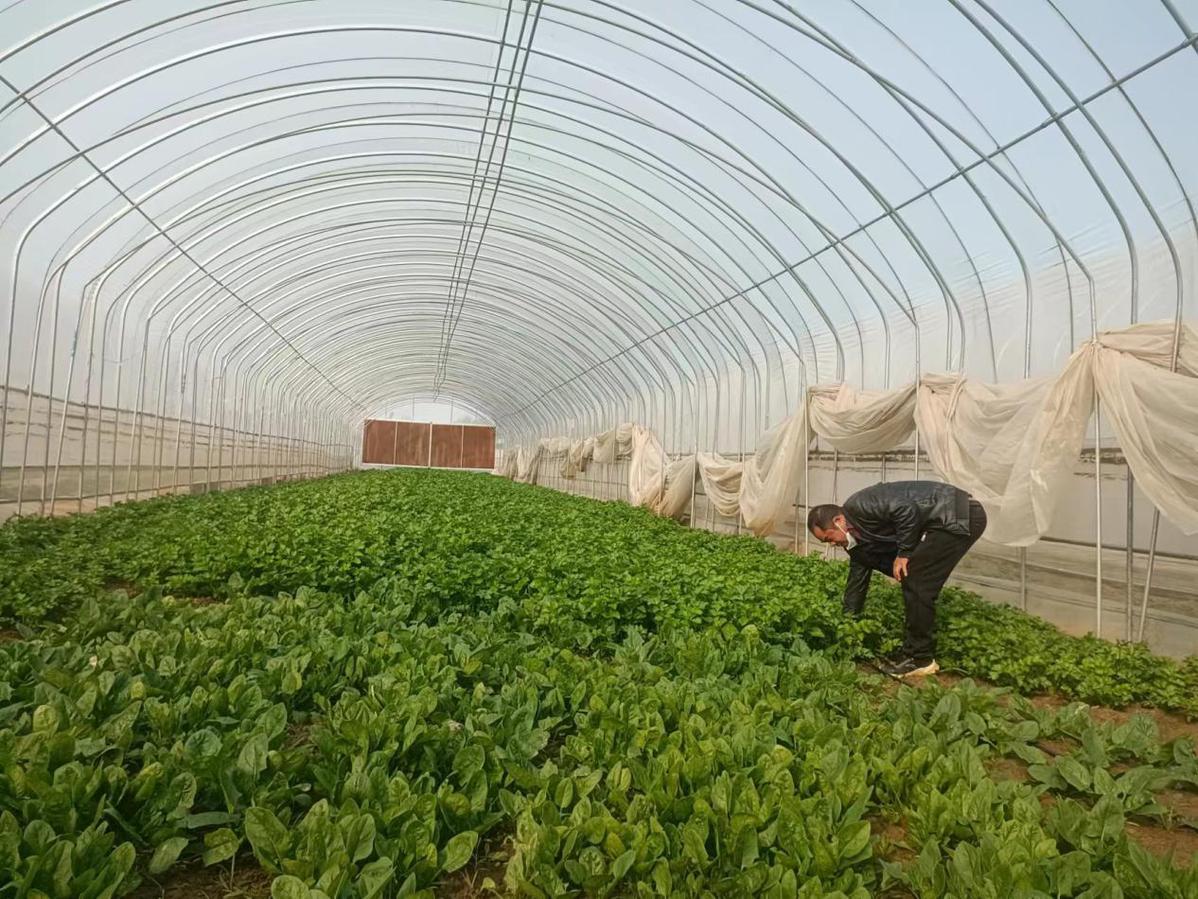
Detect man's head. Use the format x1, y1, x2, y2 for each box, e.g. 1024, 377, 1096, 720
807, 503, 850, 547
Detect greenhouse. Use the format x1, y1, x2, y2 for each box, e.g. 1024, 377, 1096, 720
1, 1, 1197, 896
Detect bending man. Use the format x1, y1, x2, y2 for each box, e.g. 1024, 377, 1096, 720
807, 480, 987, 678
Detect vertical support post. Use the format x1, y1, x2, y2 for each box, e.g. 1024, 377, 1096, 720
832, 449, 839, 502
427, 421, 433, 468
227, 393, 238, 488
1135, 512, 1161, 643
1125, 467, 1134, 641
77, 390, 89, 515
688, 458, 698, 528
736, 372, 745, 536
188, 401, 199, 491
793, 402, 806, 556
1094, 395, 1103, 638
1019, 275, 1033, 616
802, 396, 811, 556
912, 367, 922, 483
792, 480, 802, 554
1134, 258, 1186, 642
660, 393, 667, 510
171, 385, 183, 495
205, 376, 220, 492
1019, 547, 1028, 611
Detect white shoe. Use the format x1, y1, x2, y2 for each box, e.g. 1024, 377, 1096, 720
882, 657, 940, 678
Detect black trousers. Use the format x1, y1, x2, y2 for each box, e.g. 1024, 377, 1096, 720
901, 500, 987, 658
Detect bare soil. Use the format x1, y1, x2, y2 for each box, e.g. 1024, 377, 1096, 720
1160, 789, 1198, 827
438, 864, 507, 897
1126, 820, 1198, 868
105, 579, 141, 597
868, 815, 916, 865
130, 859, 271, 899
437, 834, 512, 897
985, 755, 1030, 783
284, 722, 313, 749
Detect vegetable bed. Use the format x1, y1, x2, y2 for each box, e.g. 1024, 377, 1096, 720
1, 469, 1196, 897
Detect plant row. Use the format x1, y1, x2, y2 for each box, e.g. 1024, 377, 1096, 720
2, 470, 1195, 712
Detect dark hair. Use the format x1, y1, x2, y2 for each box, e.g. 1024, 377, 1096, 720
807, 504, 844, 533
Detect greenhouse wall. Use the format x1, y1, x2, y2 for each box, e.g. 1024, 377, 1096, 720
0, 386, 354, 520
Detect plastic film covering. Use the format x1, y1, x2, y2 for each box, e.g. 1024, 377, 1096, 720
1, 0, 1197, 527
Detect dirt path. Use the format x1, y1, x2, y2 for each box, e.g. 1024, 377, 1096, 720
129, 859, 271, 898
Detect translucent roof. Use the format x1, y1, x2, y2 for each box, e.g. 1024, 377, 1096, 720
3, 0, 1197, 445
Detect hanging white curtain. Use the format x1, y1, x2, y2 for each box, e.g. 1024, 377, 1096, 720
497, 322, 1198, 545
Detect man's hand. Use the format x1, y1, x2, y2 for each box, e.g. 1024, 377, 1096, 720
892, 556, 909, 581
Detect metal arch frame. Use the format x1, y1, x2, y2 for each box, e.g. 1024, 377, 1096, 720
136, 206, 733, 441
761, 6, 1035, 366
0, 14, 881, 433
208, 270, 682, 463
0, 2, 313, 113
171, 176, 755, 451
126, 135, 757, 354
172, 270, 642, 489
86, 167, 728, 373
256, 309, 618, 427
1, 83, 369, 504
129, 86, 819, 378
0, 2, 1188, 383
849, 0, 1060, 385
557, 0, 932, 376
138, 239, 680, 472
0, 13, 862, 381
166, 258, 666, 474
0, 62, 1150, 421
9, 86, 795, 407
201, 267, 657, 418
103, 53, 857, 397
110, 167, 737, 438
757, 4, 1107, 323
435, 0, 543, 395
182, 282, 621, 484
213, 227, 710, 449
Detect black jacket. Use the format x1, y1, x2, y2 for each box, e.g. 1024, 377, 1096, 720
840, 481, 972, 613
